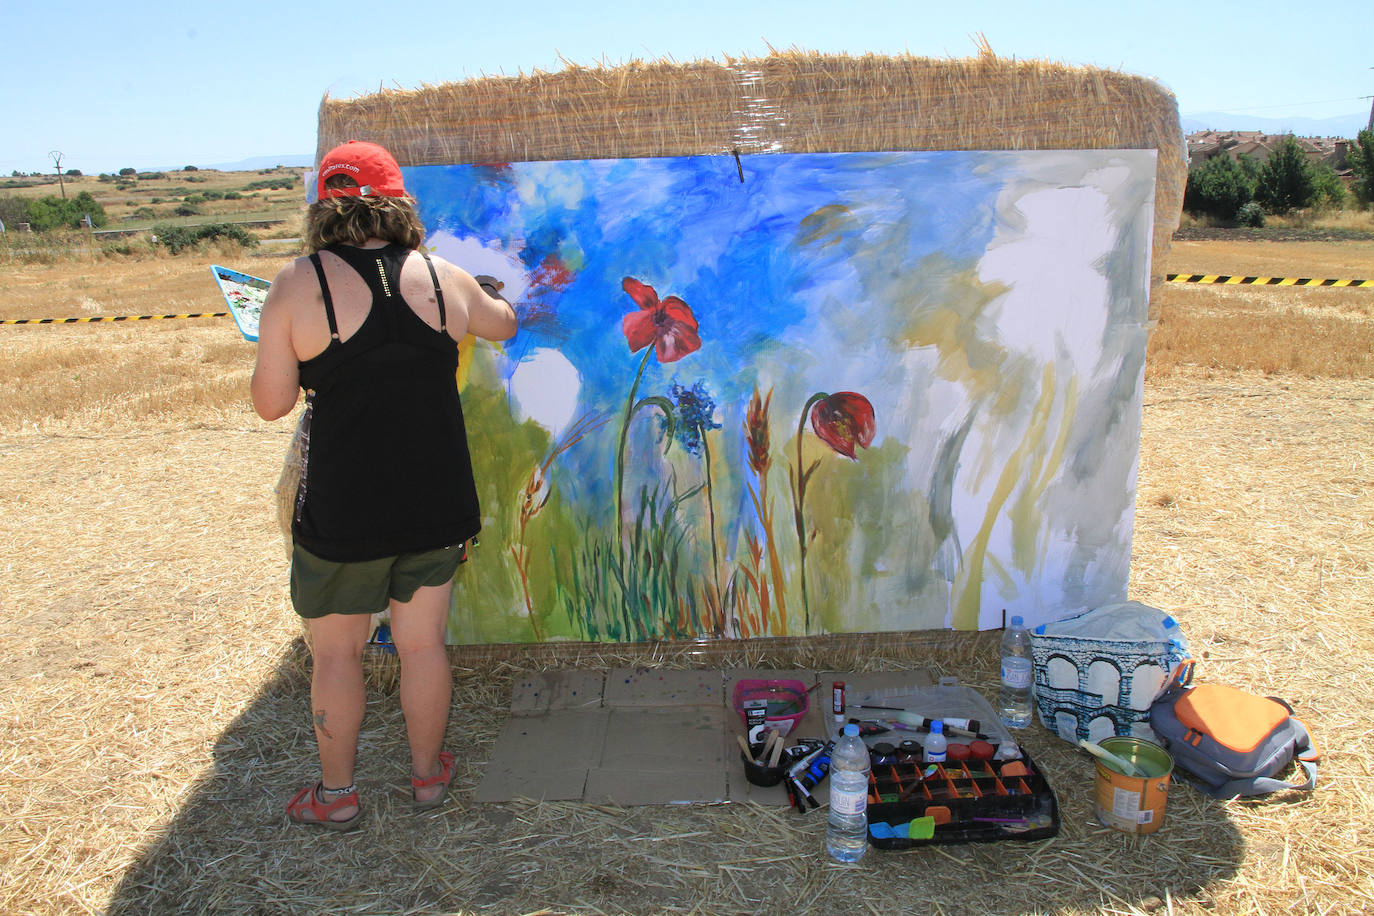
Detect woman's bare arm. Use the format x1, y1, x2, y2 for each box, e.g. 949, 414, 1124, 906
251, 261, 306, 420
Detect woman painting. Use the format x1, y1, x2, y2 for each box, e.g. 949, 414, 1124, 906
252, 140, 517, 829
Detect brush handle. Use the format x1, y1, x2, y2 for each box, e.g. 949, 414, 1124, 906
1078, 739, 1144, 776
768, 735, 785, 766
895, 711, 984, 738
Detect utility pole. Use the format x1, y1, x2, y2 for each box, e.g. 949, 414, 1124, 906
49, 150, 66, 199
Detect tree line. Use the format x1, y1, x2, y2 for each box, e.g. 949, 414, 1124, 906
1185, 129, 1374, 226
0, 191, 108, 232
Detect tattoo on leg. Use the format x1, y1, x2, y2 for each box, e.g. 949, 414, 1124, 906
313, 709, 335, 740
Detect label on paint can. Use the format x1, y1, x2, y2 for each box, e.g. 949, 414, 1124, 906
1111, 787, 1143, 822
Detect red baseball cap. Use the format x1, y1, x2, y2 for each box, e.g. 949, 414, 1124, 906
316, 140, 407, 199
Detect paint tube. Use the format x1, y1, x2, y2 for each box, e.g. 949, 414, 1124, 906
785, 740, 831, 781
793, 740, 836, 793
889, 711, 982, 734
850, 704, 982, 735
893, 711, 989, 740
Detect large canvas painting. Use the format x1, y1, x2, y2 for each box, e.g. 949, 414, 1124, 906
397, 149, 1156, 643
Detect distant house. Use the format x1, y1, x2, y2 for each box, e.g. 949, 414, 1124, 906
1185, 130, 1269, 168
1187, 130, 1351, 173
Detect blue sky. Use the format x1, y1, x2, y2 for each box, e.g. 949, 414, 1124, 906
1, 0, 1369, 175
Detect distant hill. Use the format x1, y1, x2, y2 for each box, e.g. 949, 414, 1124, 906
201, 154, 314, 172
1181, 111, 1369, 139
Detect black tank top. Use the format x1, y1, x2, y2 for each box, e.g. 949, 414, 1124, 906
291, 243, 481, 562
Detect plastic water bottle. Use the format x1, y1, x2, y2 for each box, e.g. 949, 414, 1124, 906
825, 723, 871, 863
999, 614, 1035, 728
924, 719, 948, 763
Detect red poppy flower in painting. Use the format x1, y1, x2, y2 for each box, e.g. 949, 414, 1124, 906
621, 277, 701, 363
808, 392, 876, 459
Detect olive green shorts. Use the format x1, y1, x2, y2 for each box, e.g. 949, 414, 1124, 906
289, 542, 467, 619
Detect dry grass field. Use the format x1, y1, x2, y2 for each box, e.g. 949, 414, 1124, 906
0, 234, 1372, 915
1, 168, 308, 233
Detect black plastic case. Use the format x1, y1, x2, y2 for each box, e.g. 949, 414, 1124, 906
865, 751, 1059, 848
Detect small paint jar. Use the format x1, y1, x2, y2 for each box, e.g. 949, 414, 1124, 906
870, 742, 897, 766
897, 740, 924, 765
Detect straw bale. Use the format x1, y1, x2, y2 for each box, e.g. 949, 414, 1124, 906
317, 51, 1186, 288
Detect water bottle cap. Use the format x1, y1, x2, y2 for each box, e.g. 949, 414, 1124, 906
1010, 615, 1024, 627
843, 723, 860, 737
931, 720, 943, 733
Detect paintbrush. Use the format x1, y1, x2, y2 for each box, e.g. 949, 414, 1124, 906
1078, 739, 1145, 777
897, 764, 942, 801
759, 729, 778, 762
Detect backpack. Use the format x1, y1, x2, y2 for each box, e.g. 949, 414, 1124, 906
1149, 661, 1320, 799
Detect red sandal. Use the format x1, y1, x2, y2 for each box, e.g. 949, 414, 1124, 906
411, 751, 455, 809
286, 781, 361, 831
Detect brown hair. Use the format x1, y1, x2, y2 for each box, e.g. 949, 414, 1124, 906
303, 174, 426, 252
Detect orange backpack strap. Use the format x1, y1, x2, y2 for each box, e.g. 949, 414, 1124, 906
1292, 717, 1322, 763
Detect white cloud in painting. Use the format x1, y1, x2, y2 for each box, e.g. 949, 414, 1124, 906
977, 184, 1115, 373
518, 162, 587, 211
423, 230, 531, 301
508, 347, 582, 439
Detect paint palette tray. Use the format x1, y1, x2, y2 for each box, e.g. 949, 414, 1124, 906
865, 752, 1059, 848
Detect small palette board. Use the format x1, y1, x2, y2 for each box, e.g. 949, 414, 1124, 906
866, 752, 1059, 848
209, 264, 269, 341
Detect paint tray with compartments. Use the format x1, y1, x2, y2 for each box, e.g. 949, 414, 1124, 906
822, 678, 1057, 845
865, 752, 1059, 848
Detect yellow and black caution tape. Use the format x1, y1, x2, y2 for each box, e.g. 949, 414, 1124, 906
8, 275, 1371, 325
0, 312, 229, 325
1166, 274, 1372, 287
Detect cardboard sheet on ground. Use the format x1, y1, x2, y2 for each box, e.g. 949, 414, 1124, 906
475, 668, 942, 806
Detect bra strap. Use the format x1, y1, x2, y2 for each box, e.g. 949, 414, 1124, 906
419, 250, 447, 333
308, 252, 341, 341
